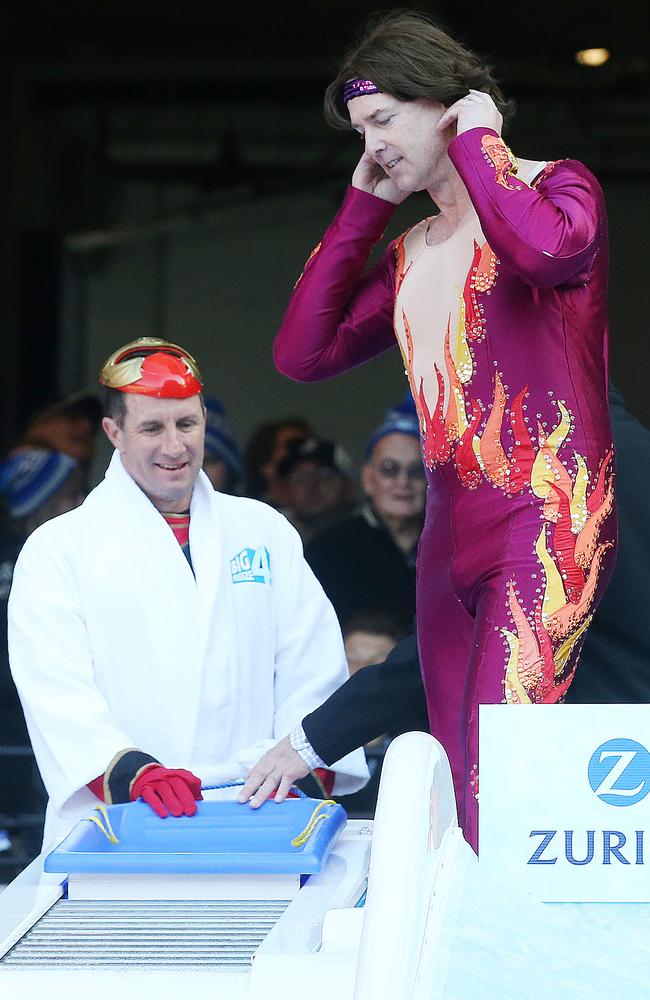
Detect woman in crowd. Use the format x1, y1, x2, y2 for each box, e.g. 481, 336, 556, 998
306, 407, 424, 633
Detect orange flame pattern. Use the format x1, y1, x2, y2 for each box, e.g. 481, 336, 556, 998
503, 581, 588, 704
462, 240, 497, 342
480, 135, 521, 192
394, 236, 413, 298
394, 230, 614, 705
503, 438, 614, 703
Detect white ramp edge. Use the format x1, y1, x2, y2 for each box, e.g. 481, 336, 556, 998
354, 731, 465, 1000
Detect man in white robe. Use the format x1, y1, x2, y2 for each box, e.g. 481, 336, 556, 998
8, 338, 368, 847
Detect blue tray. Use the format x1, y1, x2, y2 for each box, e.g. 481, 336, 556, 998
45, 798, 347, 875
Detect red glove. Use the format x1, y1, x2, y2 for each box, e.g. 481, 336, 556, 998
130, 766, 203, 818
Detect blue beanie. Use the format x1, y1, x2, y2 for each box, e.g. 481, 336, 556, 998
203, 397, 241, 480
0, 448, 78, 519
364, 401, 421, 458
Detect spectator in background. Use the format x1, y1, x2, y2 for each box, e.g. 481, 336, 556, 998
1, 448, 86, 743
0, 448, 86, 549
1, 448, 86, 860
343, 609, 408, 676
306, 406, 424, 632
17, 392, 102, 467
277, 437, 355, 544
202, 396, 242, 494
244, 416, 312, 505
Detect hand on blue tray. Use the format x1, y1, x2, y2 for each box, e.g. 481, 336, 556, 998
237, 735, 310, 808
130, 766, 203, 818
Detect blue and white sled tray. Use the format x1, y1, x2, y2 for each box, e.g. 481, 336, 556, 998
45, 798, 347, 875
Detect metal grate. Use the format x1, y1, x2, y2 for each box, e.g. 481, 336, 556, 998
1, 897, 290, 969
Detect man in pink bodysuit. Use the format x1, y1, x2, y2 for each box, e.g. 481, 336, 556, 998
267, 11, 616, 852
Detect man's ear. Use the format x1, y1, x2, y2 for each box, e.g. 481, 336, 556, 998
102, 416, 122, 451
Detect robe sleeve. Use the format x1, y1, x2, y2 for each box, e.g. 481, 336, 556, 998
448, 128, 604, 289
269, 517, 369, 796
273, 185, 398, 382
8, 527, 137, 818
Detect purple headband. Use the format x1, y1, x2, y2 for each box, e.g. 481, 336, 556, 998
343, 78, 382, 105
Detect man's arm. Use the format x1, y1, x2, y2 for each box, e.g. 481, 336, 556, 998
303, 633, 426, 761
8, 529, 138, 817
448, 127, 603, 289
239, 633, 426, 806
8, 527, 200, 819
273, 186, 398, 383
268, 514, 370, 796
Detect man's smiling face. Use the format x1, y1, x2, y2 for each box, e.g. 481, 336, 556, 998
102, 393, 206, 512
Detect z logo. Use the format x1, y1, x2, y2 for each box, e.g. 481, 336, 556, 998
588, 739, 650, 807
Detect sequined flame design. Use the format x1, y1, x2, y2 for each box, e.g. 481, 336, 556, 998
395, 236, 498, 485
454, 291, 473, 383
394, 235, 413, 297
469, 762, 479, 801
444, 318, 469, 441
477, 373, 536, 493
480, 134, 521, 191
502, 440, 614, 704
408, 355, 540, 496
393, 227, 612, 706
463, 240, 497, 341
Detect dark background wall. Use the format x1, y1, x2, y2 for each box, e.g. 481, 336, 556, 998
2, 1, 648, 459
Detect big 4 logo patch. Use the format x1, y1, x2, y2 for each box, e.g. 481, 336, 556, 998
230, 546, 272, 585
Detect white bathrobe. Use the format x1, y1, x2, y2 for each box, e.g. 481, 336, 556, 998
8, 452, 368, 845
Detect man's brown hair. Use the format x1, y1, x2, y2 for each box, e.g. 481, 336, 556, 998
324, 10, 514, 129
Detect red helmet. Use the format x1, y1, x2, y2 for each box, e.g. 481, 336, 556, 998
99, 338, 203, 398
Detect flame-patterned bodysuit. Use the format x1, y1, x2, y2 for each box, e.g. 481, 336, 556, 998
273, 128, 616, 851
